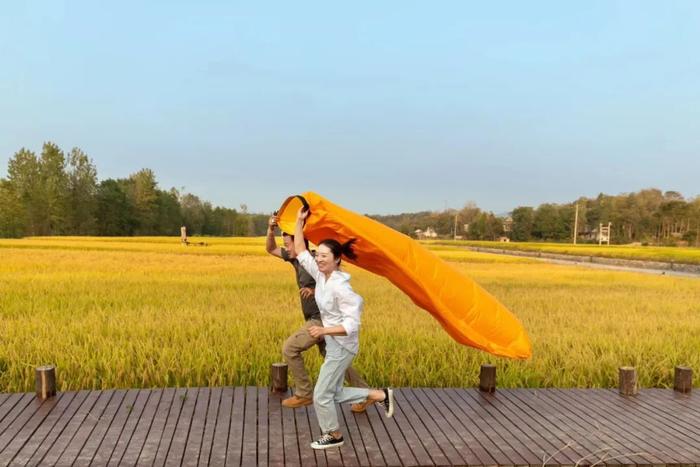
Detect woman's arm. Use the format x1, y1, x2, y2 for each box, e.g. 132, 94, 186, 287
308, 325, 347, 338
293, 208, 308, 254
293, 207, 322, 280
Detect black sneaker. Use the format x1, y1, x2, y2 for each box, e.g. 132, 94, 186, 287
310, 433, 344, 450
381, 388, 394, 418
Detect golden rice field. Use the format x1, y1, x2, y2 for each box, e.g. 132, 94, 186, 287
1, 236, 699, 393
431, 240, 700, 264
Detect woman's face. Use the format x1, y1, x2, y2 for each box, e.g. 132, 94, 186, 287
316, 244, 339, 275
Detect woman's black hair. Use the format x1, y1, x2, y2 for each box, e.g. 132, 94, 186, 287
319, 238, 357, 265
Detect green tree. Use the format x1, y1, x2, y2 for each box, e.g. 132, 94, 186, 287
0, 179, 25, 237
124, 169, 159, 234
511, 206, 534, 241
66, 147, 98, 234
6, 148, 42, 235
39, 142, 70, 234
95, 179, 135, 235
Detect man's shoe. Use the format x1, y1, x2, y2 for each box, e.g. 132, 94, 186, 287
380, 388, 394, 418
282, 395, 313, 408
310, 433, 344, 450
350, 399, 374, 413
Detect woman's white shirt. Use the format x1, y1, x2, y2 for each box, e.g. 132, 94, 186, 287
297, 250, 363, 354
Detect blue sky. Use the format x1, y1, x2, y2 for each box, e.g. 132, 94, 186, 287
1, 1, 699, 214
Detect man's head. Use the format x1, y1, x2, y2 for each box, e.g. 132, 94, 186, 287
282, 232, 309, 258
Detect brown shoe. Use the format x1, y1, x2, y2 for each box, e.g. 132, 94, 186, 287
350, 399, 375, 413
282, 395, 313, 408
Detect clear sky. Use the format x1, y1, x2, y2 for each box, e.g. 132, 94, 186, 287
1, 1, 698, 214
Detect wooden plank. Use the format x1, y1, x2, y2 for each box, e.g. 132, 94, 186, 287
198, 386, 223, 467
266, 391, 285, 467
153, 387, 188, 466
318, 405, 341, 467
105, 388, 152, 465
280, 393, 301, 466
165, 387, 199, 465
491, 389, 601, 465
73, 389, 127, 466
560, 388, 694, 463
256, 387, 269, 467
209, 387, 233, 467
335, 405, 359, 467
53, 390, 115, 465
242, 386, 259, 467
11, 392, 78, 466
182, 387, 211, 466
548, 389, 680, 464
292, 402, 317, 467
375, 393, 425, 467
565, 388, 698, 463
338, 403, 369, 466
400, 388, 465, 466
610, 389, 700, 439
226, 386, 246, 466
0, 393, 25, 427
0, 394, 61, 464
441, 388, 545, 465
518, 389, 651, 465
306, 404, 329, 467
87, 389, 139, 466
120, 388, 165, 465
412, 388, 489, 465
391, 389, 440, 466
137, 388, 177, 466
364, 403, 403, 466
349, 401, 386, 466
38, 390, 102, 465
0, 396, 45, 455
0, 394, 35, 439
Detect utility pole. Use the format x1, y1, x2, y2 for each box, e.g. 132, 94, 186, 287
453, 212, 458, 240
573, 203, 579, 245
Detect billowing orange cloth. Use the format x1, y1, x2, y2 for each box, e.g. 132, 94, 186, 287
277, 192, 531, 359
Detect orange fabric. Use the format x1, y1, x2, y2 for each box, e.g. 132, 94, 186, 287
277, 192, 531, 359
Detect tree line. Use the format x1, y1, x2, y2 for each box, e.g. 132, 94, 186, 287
371, 189, 700, 246
0, 142, 268, 237
2, 142, 698, 245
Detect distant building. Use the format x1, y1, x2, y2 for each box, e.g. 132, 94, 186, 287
498, 236, 510, 243
502, 217, 513, 233
414, 227, 438, 239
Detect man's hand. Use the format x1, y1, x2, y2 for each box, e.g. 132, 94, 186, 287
268, 215, 279, 230
299, 287, 315, 299
308, 325, 326, 339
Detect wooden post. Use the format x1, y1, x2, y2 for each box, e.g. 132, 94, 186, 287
674, 366, 692, 393
270, 363, 288, 394
619, 366, 638, 396
479, 364, 496, 393
35, 365, 56, 399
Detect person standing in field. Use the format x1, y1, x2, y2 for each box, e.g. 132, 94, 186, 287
266, 214, 372, 412
292, 207, 394, 450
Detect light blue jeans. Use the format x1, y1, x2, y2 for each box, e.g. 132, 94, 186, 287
314, 336, 370, 433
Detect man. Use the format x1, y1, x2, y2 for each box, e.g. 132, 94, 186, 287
266, 215, 371, 412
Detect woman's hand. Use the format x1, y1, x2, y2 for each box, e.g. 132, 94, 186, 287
297, 207, 309, 222
308, 325, 326, 339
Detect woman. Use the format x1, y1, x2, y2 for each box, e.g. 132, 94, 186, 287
294, 207, 394, 450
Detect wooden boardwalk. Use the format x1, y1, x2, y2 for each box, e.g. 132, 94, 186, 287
0, 387, 698, 466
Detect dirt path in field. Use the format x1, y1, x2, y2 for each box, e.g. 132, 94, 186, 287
468, 246, 700, 278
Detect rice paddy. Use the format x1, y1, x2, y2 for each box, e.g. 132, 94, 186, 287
1, 236, 698, 392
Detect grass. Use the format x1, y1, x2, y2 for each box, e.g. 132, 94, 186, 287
0, 236, 698, 392
427, 239, 700, 265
